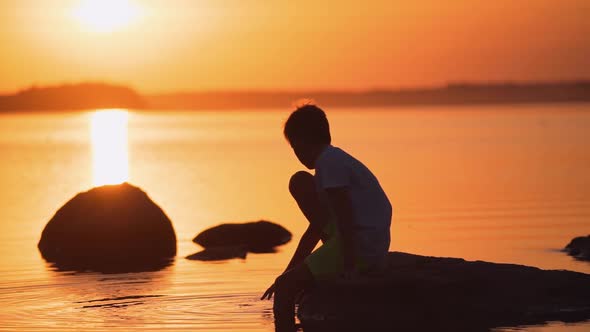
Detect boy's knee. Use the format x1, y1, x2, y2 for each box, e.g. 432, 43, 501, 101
289, 171, 314, 196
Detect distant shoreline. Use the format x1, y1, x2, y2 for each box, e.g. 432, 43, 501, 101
1, 81, 589, 112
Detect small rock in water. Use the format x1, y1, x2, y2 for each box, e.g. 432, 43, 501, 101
193, 220, 291, 252
565, 235, 590, 261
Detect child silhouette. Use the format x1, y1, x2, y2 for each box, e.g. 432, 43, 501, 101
261, 104, 392, 332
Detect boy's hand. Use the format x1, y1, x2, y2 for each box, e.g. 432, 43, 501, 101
261, 283, 275, 300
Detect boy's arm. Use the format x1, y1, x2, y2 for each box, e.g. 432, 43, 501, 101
283, 225, 322, 272
325, 187, 356, 273
261, 224, 321, 300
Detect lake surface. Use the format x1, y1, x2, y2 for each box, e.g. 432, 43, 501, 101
0, 105, 589, 331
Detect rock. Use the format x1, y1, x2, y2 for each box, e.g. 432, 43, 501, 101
192, 220, 291, 252
565, 235, 590, 260
298, 252, 590, 332
38, 183, 176, 272
186, 247, 248, 261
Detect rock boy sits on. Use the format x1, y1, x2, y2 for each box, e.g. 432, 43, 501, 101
261, 104, 393, 332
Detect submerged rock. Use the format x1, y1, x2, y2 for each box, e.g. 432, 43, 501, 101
186, 246, 248, 261
565, 235, 590, 261
298, 252, 590, 332
192, 220, 291, 252
38, 183, 176, 272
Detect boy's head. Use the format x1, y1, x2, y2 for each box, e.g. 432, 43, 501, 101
284, 104, 331, 169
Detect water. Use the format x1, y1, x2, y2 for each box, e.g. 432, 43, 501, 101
0, 105, 589, 331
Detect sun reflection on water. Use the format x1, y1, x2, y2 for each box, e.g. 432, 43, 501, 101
90, 109, 129, 186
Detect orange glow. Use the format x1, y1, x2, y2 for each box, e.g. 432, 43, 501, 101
73, 0, 142, 33
90, 110, 129, 186
0, 0, 588, 92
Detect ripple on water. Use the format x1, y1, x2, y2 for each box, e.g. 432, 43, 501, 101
0, 264, 275, 332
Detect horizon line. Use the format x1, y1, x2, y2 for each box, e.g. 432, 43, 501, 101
3, 79, 590, 96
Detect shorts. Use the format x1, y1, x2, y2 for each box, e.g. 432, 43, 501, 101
304, 222, 368, 280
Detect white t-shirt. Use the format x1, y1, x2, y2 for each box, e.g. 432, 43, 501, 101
314, 145, 392, 262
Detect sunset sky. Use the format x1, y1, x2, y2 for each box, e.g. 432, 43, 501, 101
1, 0, 589, 93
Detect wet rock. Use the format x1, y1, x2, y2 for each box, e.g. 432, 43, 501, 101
565, 235, 590, 261
38, 183, 176, 272
192, 220, 291, 252
298, 252, 590, 332
186, 246, 248, 261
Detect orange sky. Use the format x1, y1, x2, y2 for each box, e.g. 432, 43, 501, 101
1, 0, 589, 93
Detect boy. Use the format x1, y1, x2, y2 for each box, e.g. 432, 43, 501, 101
260, 104, 393, 332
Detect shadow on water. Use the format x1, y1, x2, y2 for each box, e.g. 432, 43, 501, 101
43, 258, 175, 324
44, 257, 176, 274
184, 246, 279, 262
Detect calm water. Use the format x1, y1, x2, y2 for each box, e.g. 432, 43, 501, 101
0, 105, 589, 331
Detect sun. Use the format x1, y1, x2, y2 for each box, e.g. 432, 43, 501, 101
73, 0, 141, 33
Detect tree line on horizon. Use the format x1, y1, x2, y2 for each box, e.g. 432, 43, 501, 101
0, 81, 589, 111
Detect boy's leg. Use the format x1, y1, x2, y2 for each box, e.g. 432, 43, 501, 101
289, 171, 331, 243
273, 263, 314, 332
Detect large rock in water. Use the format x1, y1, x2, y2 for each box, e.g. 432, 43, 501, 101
38, 183, 176, 272
298, 252, 590, 332
565, 235, 590, 261
192, 220, 291, 253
